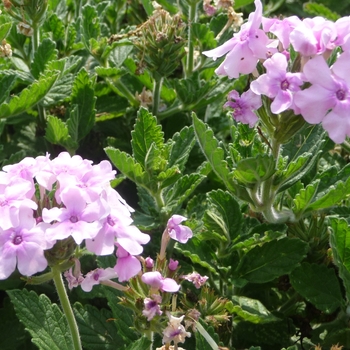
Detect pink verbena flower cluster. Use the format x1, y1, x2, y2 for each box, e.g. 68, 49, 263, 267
0, 152, 150, 280
203, 0, 350, 143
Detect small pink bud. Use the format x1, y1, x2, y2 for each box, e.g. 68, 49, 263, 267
145, 256, 154, 269
168, 258, 179, 271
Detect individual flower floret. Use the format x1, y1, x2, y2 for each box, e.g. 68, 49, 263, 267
42, 187, 107, 244
64, 259, 84, 290
289, 16, 336, 58
182, 272, 209, 289
142, 294, 163, 321
294, 52, 350, 143
0, 175, 37, 230
262, 16, 301, 50
167, 215, 193, 244
250, 52, 303, 114
0, 207, 53, 279
162, 313, 191, 345
224, 89, 262, 127
80, 267, 118, 292
202, 0, 271, 78
142, 271, 180, 292
114, 244, 142, 282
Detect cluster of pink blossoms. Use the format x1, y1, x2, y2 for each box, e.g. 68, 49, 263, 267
203, 0, 350, 143
0, 152, 150, 281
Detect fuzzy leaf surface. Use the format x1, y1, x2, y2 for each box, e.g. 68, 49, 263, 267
131, 108, 164, 168
234, 238, 308, 285
73, 303, 125, 350
7, 289, 73, 350
0, 70, 59, 118
231, 296, 280, 323
67, 68, 96, 142
31, 38, 57, 79
192, 113, 235, 192
290, 262, 343, 314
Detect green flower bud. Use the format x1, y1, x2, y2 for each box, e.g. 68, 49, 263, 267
44, 236, 77, 267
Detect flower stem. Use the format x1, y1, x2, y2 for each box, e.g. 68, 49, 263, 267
32, 21, 47, 131
106, 78, 139, 107
186, 0, 198, 77
52, 267, 82, 350
152, 76, 163, 116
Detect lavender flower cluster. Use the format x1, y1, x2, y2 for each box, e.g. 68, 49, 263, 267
0, 152, 150, 281
204, 0, 350, 143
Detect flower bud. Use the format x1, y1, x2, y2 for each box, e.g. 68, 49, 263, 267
134, 9, 186, 79
17, 22, 33, 36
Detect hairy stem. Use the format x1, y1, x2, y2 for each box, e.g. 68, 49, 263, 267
186, 0, 198, 77
152, 76, 163, 117
52, 267, 82, 350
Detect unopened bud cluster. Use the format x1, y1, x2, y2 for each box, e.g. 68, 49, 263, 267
134, 8, 186, 78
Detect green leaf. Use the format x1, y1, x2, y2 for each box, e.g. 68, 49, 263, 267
45, 115, 77, 150
0, 297, 29, 350
233, 155, 275, 186
195, 319, 220, 350
304, 3, 339, 21
293, 180, 320, 216
173, 71, 217, 106
95, 66, 123, 79
81, 4, 100, 45
105, 147, 146, 185
290, 262, 343, 314
43, 74, 75, 106
67, 68, 96, 142
109, 42, 134, 67
0, 22, 12, 42
234, 0, 254, 8
73, 303, 125, 350
7, 289, 73, 350
47, 13, 65, 41
167, 125, 196, 171
123, 58, 176, 103
192, 113, 235, 193
141, 0, 154, 15
0, 74, 17, 105
31, 38, 58, 79
176, 237, 218, 274
125, 336, 152, 350
231, 296, 280, 324
103, 288, 139, 343
307, 177, 350, 212
0, 70, 59, 118
131, 107, 164, 168
164, 173, 205, 211
234, 238, 308, 286
329, 218, 350, 299
192, 23, 216, 50
275, 152, 312, 191
203, 189, 242, 243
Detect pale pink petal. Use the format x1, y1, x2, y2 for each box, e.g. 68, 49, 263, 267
115, 255, 141, 282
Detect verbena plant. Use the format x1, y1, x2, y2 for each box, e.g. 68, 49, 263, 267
1, 0, 350, 349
